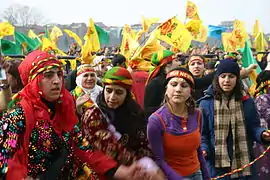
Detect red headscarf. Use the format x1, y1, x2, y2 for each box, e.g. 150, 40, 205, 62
7, 50, 78, 179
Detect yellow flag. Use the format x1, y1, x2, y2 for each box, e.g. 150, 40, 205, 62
50, 26, 63, 44
42, 37, 66, 56
83, 18, 100, 52
185, 19, 202, 36
254, 31, 268, 61
155, 16, 192, 53
186, 0, 200, 20
222, 33, 236, 52
0, 22, 15, 39
122, 24, 136, 40
69, 60, 77, 70
194, 25, 208, 42
81, 38, 96, 64
142, 16, 159, 32
252, 20, 260, 38
230, 20, 248, 49
64, 29, 83, 47
120, 32, 139, 59
60, 59, 67, 65
135, 16, 159, 41
28, 29, 41, 42
132, 33, 165, 61
254, 31, 268, 51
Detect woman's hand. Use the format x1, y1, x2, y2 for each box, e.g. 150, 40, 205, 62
262, 130, 270, 142
147, 170, 167, 180
76, 94, 90, 114
114, 164, 143, 180
202, 150, 208, 157
76, 94, 90, 107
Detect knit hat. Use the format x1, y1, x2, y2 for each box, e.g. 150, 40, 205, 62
216, 59, 240, 77
146, 50, 175, 84
165, 67, 195, 89
112, 54, 126, 66
151, 50, 175, 66
103, 66, 133, 90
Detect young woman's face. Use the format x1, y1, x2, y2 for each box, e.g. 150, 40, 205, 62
166, 77, 192, 105
104, 84, 127, 109
81, 72, 97, 89
39, 68, 63, 102
218, 73, 237, 92
188, 56, 205, 77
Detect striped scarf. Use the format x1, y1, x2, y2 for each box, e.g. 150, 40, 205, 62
214, 96, 251, 178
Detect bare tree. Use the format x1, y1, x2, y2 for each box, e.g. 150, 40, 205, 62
2, 4, 46, 27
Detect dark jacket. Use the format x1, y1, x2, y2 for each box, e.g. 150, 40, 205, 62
144, 74, 166, 119
199, 86, 267, 178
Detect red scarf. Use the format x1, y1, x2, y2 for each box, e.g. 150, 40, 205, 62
7, 50, 78, 179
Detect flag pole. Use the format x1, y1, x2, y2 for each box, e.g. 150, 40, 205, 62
184, 0, 188, 24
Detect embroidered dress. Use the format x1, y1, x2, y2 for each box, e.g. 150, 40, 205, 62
0, 105, 99, 179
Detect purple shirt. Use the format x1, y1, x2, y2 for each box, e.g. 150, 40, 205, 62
147, 105, 210, 180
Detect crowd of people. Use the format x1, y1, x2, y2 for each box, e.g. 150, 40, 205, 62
0, 44, 269, 180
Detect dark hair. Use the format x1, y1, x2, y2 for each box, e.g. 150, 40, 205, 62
213, 75, 243, 101
7, 60, 24, 91
112, 54, 126, 67
96, 88, 147, 145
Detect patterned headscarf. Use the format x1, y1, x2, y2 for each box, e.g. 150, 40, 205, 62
7, 50, 78, 179
103, 66, 133, 90
74, 64, 102, 104
146, 50, 175, 84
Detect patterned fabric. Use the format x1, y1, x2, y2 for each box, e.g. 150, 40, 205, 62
77, 64, 95, 77
254, 80, 270, 98
214, 97, 251, 178
81, 106, 152, 166
253, 94, 270, 180
0, 105, 98, 179
6, 50, 82, 179
71, 86, 95, 108
165, 68, 195, 88
103, 67, 133, 90
74, 64, 103, 106
255, 94, 270, 128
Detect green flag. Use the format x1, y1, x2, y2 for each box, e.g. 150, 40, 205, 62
15, 31, 41, 53
94, 24, 110, 45
241, 40, 261, 74
45, 25, 50, 39
0, 39, 22, 55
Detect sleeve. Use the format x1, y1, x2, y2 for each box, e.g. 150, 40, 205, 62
196, 110, 210, 180
147, 115, 183, 180
144, 80, 164, 118
244, 99, 266, 144
70, 124, 118, 176
81, 107, 139, 165
199, 101, 211, 153
0, 107, 25, 175
254, 95, 270, 128
197, 147, 210, 180
194, 72, 215, 91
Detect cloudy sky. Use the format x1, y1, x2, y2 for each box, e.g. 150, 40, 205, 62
1, 0, 269, 33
